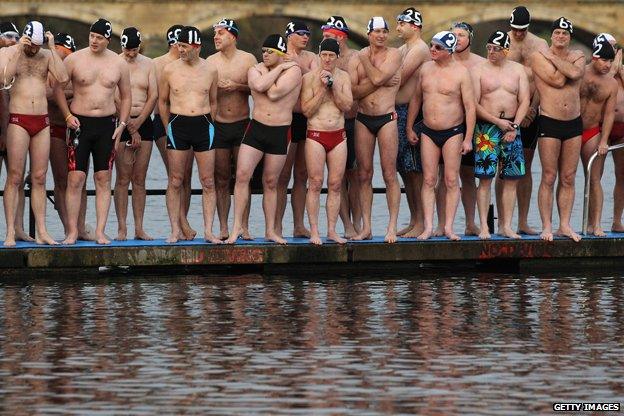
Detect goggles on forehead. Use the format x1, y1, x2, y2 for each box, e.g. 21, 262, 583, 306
294, 30, 310, 37
262, 47, 285, 56
451, 22, 473, 35
1, 31, 19, 40
396, 14, 420, 25
486, 44, 505, 52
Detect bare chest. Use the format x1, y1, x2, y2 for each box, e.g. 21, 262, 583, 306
581, 78, 610, 103
129, 64, 150, 90
215, 59, 247, 83
422, 70, 460, 96
17, 55, 48, 79
170, 71, 211, 95
480, 71, 519, 95
73, 62, 120, 89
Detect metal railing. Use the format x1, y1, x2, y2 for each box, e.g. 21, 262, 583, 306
582, 142, 624, 235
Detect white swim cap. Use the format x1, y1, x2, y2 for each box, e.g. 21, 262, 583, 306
23, 21, 44, 46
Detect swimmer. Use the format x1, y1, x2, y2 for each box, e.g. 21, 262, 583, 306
406, 31, 475, 241
114, 27, 157, 241
1, 22, 68, 246
322, 16, 362, 238
56, 18, 132, 245
579, 40, 618, 236
348, 17, 402, 243
225, 34, 302, 245
471, 31, 530, 240
531, 17, 585, 242
158, 26, 221, 244
395, 8, 429, 238
206, 18, 257, 240
301, 38, 353, 245
275, 21, 318, 239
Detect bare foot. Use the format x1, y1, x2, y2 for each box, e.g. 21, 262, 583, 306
518, 225, 539, 235
205, 233, 223, 244
555, 227, 582, 242
293, 227, 311, 238
351, 229, 372, 241
592, 227, 606, 237
478, 229, 491, 240
432, 226, 444, 237
309, 233, 323, 245
402, 226, 424, 238
445, 231, 461, 241
343, 223, 357, 239
499, 227, 521, 239
115, 229, 127, 241
417, 229, 433, 240
166, 233, 179, 244
384, 231, 398, 243
328, 231, 347, 244
135, 230, 153, 241
15, 230, 35, 243
225, 227, 241, 244
219, 228, 229, 240
540, 229, 554, 242
397, 224, 414, 236
61, 233, 78, 245
266, 232, 287, 245
36, 232, 59, 245
241, 228, 254, 240
611, 223, 624, 233
181, 226, 197, 241
78, 224, 96, 241
96, 232, 111, 245
464, 224, 480, 236
3, 235, 16, 247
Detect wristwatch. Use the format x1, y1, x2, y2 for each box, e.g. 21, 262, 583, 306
512, 123, 519, 130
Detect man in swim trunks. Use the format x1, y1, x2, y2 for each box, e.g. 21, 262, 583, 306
531, 17, 585, 242
471, 31, 530, 240
56, 18, 132, 245
276, 21, 317, 239
441, 21, 484, 237
348, 17, 402, 243
113, 27, 157, 241
206, 18, 257, 241
579, 40, 618, 236
322, 16, 362, 238
48, 33, 93, 241
507, 6, 549, 235
406, 31, 475, 241
225, 34, 302, 245
0, 21, 32, 243
158, 26, 220, 244
395, 8, 429, 239
2, 22, 68, 246
154, 25, 195, 240
301, 38, 353, 245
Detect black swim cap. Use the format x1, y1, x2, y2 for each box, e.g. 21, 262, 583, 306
121, 27, 141, 49
552, 17, 573, 34
397, 8, 423, 27
213, 18, 239, 38
592, 40, 615, 60
285, 21, 310, 37
322, 16, 349, 34
90, 18, 112, 40
487, 30, 510, 49
263, 34, 287, 55
510, 6, 530, 29
177, 26, 201, 46
166, 24, 184, 46
54, 33, 76, 52
0, 22, 18, 36
319, 38, 340, 56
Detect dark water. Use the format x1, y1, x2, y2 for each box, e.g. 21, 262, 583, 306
1, 274, 623, 414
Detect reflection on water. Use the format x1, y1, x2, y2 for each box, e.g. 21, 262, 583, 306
1, 274, 623, 414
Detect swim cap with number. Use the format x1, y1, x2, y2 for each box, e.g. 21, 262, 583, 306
592, 40, 615, 60
0, 22, 18, 36
263, 34, 287, 55
285, 21, 310, 37
593, 33, 616, 48
552, 17, 573, 34
213, 18, 239, 38
166, 24, 184, 46
23, 21, 44, 46
510, 6, 530, 29
487, 30, 510, 49
177, 26, 201, 46
54, 33, 76, 52
91, 18, 112, 40
431, 31, 457, 53
367, 17, 389, 34
319, 38, 340, 56
397, 8, 422, 27
121, 27, 141, 49
321, 16, 349, 34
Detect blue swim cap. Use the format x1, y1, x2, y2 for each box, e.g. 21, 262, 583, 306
431, 31, 457, 53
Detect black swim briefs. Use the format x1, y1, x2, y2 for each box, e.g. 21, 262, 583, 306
153, 114, 166, 139
242, 119, 290, 155
291, 112, 307, 144
121, 116, 154, 142
213, 119, 249, 149
166, 113, 214, 152
537, 114, 583, 141
420, 122, 466, 148
68, 114, 117, 173
356, 111, 398, 136
345, 117, 356, 170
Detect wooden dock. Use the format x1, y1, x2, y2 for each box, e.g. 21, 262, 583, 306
2, 233, 624, 276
